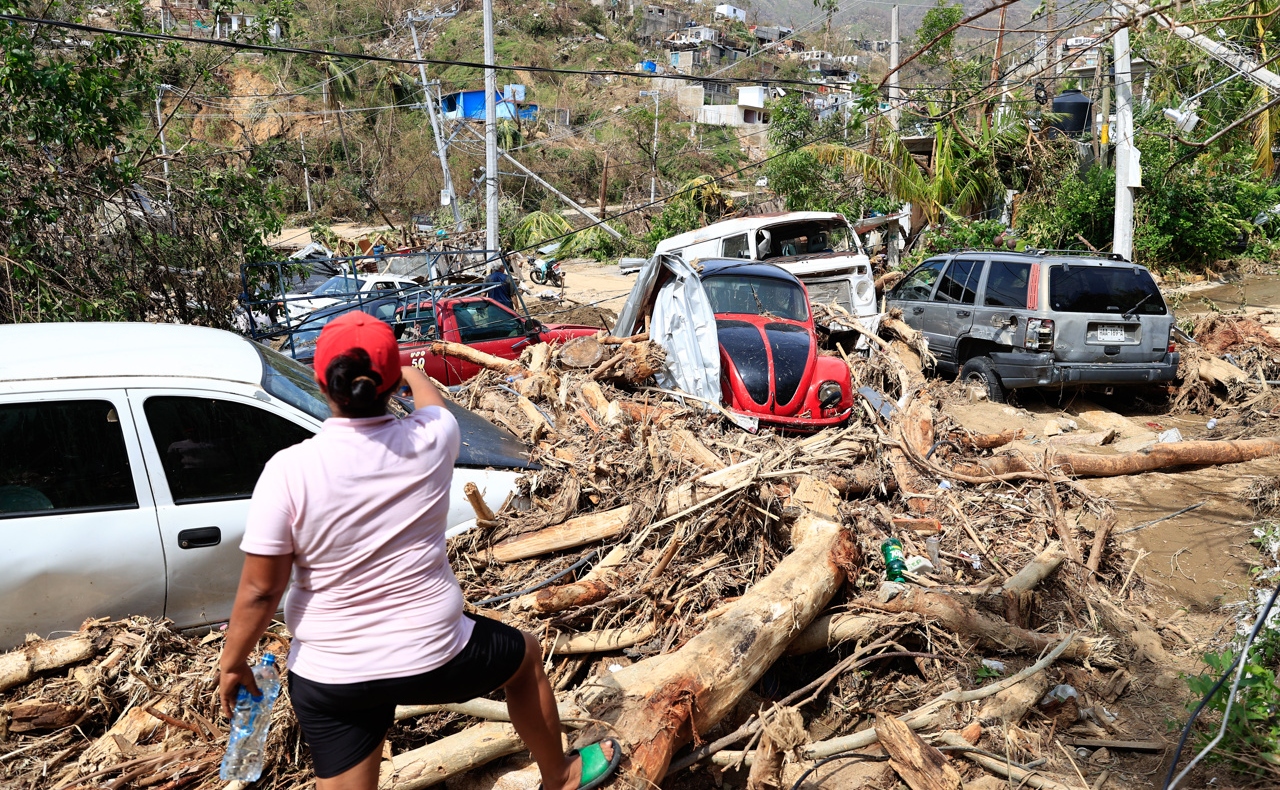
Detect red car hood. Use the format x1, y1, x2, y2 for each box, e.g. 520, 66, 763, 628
716, 316, 815, 415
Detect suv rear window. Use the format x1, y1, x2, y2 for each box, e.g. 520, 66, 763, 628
1049, 265, 1166, 315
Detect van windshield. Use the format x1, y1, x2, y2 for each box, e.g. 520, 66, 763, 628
757, 221, 857, 259
704, 275, 809, 321
1048, 265, 1166, 315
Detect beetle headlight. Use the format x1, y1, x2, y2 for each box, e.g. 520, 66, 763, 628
818, 380, 843, 409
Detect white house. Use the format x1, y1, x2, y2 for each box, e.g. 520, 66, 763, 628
714, 3, 746, 22
697, 85, 777, 127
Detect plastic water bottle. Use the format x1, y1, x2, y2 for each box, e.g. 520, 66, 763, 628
220, 654, 282, 781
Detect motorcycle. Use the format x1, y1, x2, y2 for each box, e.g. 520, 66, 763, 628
529, 257, 563, 287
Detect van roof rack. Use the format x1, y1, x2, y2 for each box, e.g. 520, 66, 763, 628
1025, 248, 1129, 262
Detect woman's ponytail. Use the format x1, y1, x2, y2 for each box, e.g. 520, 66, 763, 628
324, 349, 391, 417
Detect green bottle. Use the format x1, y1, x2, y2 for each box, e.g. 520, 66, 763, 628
882, 538, 908, 582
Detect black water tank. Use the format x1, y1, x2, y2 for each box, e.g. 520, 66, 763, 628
1051, 88, 1093, 136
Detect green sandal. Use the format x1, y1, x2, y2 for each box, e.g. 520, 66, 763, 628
561, 737, 623, 790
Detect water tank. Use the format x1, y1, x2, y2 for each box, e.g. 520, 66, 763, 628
1051, 89, 1093, 136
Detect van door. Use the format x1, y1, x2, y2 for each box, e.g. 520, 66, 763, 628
0, 391, 165, 649
128, 390, 314, 629
928, 258, 983, 367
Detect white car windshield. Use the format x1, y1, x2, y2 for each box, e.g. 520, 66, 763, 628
312, 276, 362, 296
255, 344, 332, 420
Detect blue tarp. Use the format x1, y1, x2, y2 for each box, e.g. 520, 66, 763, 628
440, 89, 538, 121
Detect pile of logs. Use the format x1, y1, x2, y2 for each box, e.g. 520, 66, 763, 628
6, 320, 1280, 790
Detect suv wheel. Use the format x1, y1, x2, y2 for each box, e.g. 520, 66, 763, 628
960, 356, 1006, 403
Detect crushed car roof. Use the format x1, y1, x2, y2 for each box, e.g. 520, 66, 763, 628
698, 259, 805, 284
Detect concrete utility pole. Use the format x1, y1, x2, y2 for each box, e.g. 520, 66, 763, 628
408, 11, 464, 233
300, 132, 313, 213
155, 84, 172, 203
888, 6, 900, 131
483, 0, 500, 253
640, 89, 661, 201
1112, 0, 1137, 261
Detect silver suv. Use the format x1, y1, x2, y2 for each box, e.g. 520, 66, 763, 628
886, 250, 1179, 402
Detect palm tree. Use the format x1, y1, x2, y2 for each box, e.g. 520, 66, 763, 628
317, 55, 354, 111
372, 65, 420, 110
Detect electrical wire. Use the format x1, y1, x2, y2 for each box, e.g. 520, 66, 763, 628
1163, 578, 1280, 789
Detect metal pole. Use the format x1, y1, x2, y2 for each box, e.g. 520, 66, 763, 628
299, 132, 313, 213
889, 6, 900, 131
1112, 0, 1136, 261
156, 85, 172, 203
483, 0, 500, 254
651, 91, 659, 202
409, 12, 464, 232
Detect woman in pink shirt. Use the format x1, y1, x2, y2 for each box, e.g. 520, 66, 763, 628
217, 313, 620, 790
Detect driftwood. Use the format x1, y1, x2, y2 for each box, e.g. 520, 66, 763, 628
378, 722, 525, 790
2, 701, 85, 733
977, 671, 1050, 725
552, 623, 656, 655
429, 341, 524, 375
936, 732, 1075, 790
572, 483, 854, 787
785, 612, 881, 655
959, 438, 1280, 478
0, 633, 98, 693
876, 713, 963, 790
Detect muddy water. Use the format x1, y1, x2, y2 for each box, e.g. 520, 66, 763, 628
1173, 271, 1280, 316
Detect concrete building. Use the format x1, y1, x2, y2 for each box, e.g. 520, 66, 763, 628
714, 3, 746, 22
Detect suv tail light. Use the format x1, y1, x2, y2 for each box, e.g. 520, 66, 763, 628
1025, 318, 1054, 351
1167, 327, 1177, 353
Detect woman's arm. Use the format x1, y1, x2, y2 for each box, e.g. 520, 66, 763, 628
217, 552, 294, 716
401, 364, 448, 411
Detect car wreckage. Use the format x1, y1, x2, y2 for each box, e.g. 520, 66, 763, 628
615, 256, 853, 432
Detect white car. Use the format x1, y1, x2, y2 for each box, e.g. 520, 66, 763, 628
0, 322, 526, 650
285, 272, 419, 320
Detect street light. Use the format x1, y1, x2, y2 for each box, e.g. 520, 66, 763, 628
639, 89, 660, 202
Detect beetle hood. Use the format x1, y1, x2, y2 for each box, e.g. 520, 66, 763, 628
717, 318, 813, 410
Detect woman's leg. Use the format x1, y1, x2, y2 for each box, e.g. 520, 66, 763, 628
315, 739, 383, 790
503, 632, 614, 790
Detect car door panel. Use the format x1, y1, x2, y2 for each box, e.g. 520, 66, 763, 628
888, 259, 948, 360
129, 389, 316, 630
931, 258, 983, 365
0, 391, 165, 649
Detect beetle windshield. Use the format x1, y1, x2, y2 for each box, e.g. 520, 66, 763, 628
312, 275, 362, 296
704, 275, 808, 321
1048, 265, 1167, 315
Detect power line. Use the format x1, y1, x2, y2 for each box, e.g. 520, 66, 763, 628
0, 13, 870, 91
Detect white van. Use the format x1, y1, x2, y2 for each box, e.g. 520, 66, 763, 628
0, 322, 526, 649
653, 211, 878, 324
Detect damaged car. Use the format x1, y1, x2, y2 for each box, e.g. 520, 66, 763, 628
615, 256, 853, 431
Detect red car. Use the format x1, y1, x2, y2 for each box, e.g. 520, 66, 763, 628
397, 296, 597, 385
701, 260, 853, 430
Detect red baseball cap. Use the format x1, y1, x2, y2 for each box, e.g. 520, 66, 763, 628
313, 312, 401, 394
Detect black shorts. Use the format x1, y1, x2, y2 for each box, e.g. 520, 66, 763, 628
288, 614, 527, 778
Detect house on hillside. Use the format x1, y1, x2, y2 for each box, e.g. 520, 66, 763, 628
633, 3, 691, 44
668, 41, 745, 73
697, 85, 778, 127
714, 3, 746, 22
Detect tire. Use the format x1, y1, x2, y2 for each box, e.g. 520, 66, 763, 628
959, 356, 1006, 403
530, 268, 547, 285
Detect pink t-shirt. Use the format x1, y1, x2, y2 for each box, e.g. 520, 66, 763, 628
241, 406, 474, 684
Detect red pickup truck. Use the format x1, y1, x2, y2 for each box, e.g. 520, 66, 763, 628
396, 296, 598, 385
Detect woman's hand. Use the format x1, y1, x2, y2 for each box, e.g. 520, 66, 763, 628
218, 658, 261, 718
401, 365, 447, 410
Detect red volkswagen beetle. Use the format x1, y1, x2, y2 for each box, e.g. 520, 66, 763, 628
700, 260, 853, 430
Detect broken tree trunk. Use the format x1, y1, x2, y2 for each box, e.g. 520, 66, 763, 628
0, 633, 99, 693
785, 612, 882, 655
378, 722, 525, 790
868, 587, 1113, 665
890, 397, 936, 514
429, 341, 524, 376
572, 483, 855, 787
958, 438, 1280, 479
875, 713, 963, 790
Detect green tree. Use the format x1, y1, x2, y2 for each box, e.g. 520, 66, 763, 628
0, 0, 283, 325
917, 0, 963, 68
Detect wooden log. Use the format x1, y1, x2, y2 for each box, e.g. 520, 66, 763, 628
525, 342, 552, 374
0, 633, 98, 693
868, 587, 1113, 665
394, 698, 584, 724
828, 465, 895, 496
745, 707, 807, 790
429, 341, 524, 375
528, 581, 613, 614
1046, 429, 1116, 447
3, 701, 85, 733
578, 379, 612, 413
977, 671, 1050, 725
876, 713, 963, 790
492, 506, 633, 562
379, 722, 524, 790
573, 487, 853, 787
553, 623, 657, 655
785, 612, 881, 655
953, 428, 1025, 450
1002, 542, 1066, 594
558, 336, 608, 369
890, 397, 936, 514
960, 438, 1280, 479
464, 482, 496, 523
669, 428, 726, 472
935, 732, 1074, 790
1199, 355, 1248, 386
615, 401, 675, 426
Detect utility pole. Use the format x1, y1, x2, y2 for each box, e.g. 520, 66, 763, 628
300, 132, 313, 213
408, 11, 464, 233
1045, 0, 1057, 101
1112, 0, 1137, 261
598, 152, 609, 217
640, 89, 660, 201
155, 84, 172, 203
483, 0, 500, 254
888, 6, 900, 131
987, 5, 1007, 126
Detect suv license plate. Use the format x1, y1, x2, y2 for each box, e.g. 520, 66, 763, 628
1097, 325, 1126, 342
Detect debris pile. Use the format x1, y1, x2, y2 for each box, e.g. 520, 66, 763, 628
7, 322, 1280, 790
1175, 313, 1280, 412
